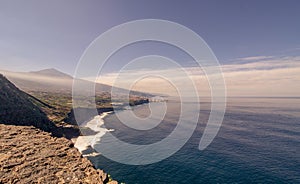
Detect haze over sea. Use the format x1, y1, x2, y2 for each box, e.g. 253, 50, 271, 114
83, 97, 300, 183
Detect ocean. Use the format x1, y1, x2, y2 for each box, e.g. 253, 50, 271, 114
81, 97, 300, 183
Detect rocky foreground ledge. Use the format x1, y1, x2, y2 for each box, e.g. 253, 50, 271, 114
0, 124, 117, 184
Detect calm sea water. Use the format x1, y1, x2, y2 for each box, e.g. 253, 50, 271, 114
88, 97, 300, 183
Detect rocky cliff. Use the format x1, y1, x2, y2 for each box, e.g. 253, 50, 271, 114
0, 124, 117, 184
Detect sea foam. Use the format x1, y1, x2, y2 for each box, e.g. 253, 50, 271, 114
74, 112, 114, 156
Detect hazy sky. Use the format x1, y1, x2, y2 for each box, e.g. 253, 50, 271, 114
0, 0, 299, 96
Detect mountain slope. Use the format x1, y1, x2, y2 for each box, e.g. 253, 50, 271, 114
0, 74, 56, 132
0, 69, 74, 93
29, 68, 73, 79
0, 68, 151, 97
0, 68, 151, 124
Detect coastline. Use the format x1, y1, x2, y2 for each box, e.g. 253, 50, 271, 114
69, 100, 150, 183
70, 109, 117, 182
70, 100, 151, 150
73, 111, 114, 156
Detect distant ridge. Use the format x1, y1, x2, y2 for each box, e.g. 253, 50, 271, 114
0, 68, 152, 97
29, 68, 73, 79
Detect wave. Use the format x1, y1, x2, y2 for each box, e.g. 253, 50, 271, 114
74, 112, 114, 156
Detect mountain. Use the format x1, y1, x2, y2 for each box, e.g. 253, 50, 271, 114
29, 68, 73, 79
0, 68, 151, 97
0, 74, 57, 132
0, 69, 73, 93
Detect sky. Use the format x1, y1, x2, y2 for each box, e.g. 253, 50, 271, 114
0, 0, 300, 96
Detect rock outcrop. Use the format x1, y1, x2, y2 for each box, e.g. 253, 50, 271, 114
0, 124, 117, 184
0, 74, 56, 133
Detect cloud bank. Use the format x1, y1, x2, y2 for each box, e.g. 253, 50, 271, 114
95, 56, 300, 97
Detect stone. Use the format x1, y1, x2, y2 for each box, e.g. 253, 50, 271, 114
0, 124, 115, 184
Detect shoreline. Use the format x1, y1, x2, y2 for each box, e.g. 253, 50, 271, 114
69, 101, 150, 183
73, 111, 113, 156
70, 101, 151, 146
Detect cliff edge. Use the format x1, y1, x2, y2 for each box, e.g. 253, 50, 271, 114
0, 124, 117, 184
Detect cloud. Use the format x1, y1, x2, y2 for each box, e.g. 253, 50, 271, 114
236, 55, 274, 62
222, 56, 300, 72
94, 56, 300, 97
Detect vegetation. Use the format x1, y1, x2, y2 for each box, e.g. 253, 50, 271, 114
0, 69, 151, 134
29, 91, 150, 126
